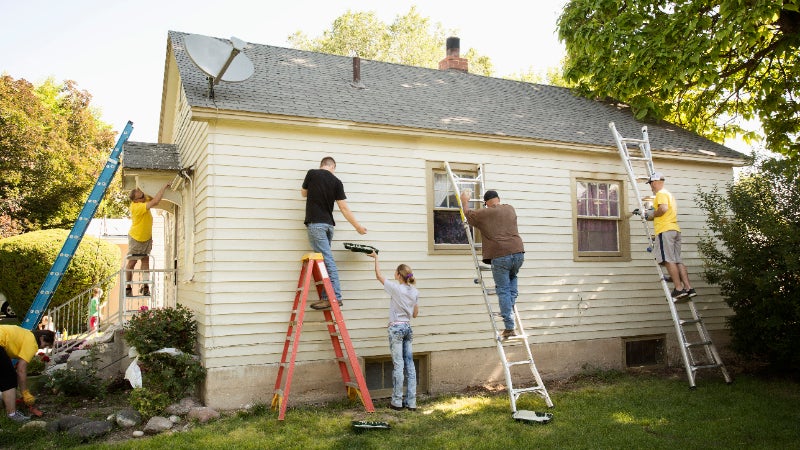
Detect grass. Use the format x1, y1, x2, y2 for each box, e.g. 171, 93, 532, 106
3, 370, 798, 449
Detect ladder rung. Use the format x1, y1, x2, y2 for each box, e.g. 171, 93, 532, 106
685, 340, 712, 348
485, 288, 496, 296
691, 363, 722, 371
512, 386, 547, 395
478, 265, 492, 271
507, 359, 533, 367
679, 319, 701, 325
329, 332, 341, 337
626, 156, 649, 161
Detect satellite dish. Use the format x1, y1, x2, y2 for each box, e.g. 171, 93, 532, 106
184, 34, 255, 98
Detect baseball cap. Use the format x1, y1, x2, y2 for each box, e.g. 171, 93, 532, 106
483, 190, 499, 202
646, 172, 665, 184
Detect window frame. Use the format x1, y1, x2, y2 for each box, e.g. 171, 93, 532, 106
571, 172, 631, 262
426, 160, 480, 255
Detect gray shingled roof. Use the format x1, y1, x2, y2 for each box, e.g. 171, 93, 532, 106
123, 142, 180, 170
168, 30, 743, 160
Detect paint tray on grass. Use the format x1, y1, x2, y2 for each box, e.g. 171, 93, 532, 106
351, 420, 391, 433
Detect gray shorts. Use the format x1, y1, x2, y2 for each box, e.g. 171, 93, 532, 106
128, 236, 153, 260
654, 230, 682, 264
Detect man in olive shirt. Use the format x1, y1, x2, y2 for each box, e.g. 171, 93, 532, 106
460, 190, 525, 338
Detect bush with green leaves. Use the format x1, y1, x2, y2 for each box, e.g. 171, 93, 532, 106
0, 229, 119, 317
128, 387, 172, 419
123, 304, 198, 354
697, 156, 800, 372
124, 305, 205, 413
43, 347, 108, 398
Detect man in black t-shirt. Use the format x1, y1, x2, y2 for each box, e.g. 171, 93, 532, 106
301, 156, 367, 309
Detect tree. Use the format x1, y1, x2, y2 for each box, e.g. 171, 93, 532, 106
0, 75, 119, 237
557, 1, 800, 159
696, 156, 800, 371
288, 6, 494, 76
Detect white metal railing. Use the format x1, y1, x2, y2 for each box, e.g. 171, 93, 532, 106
42, 264, 176, 357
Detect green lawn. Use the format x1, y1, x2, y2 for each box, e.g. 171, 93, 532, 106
5, 370, 798, 449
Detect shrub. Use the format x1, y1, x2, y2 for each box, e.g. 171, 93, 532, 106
129, 387, 171, 419
123, 304, 198, 354
124, 305, 205, 409
43, 348, 107, 398
697, 156, 800, 372
139, 352, 206, 399
0, 229, 119, 318
26, 353, 50, 376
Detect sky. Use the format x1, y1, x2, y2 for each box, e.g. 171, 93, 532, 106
1, 0, 568, 143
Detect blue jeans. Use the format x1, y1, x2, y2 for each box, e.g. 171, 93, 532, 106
491, 252, 524, 330
306, 223, 341, 301
388, 323, 416, 409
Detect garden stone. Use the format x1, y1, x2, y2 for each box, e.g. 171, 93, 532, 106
115, 407, 142, 428
68, 420, 113, 440
187, 406, 219, 423
132, 430, 145, 437
144, 416, 173, 434
169, 415, 181, 423
21, 420, 47, 430
165, 397, 200, 415
66, 349, 90, 369
48, 415, 90, 432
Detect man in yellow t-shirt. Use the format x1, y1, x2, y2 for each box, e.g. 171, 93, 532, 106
646, 172, 696, 301
0, 325, 55, 422
126, 183, 170, 297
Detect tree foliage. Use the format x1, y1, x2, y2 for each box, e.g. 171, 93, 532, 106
0, 75, 120, 238
696, 156, 800, 371
288, 6, 494, 76
558, 1, 800, 159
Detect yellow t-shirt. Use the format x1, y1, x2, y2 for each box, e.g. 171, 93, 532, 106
653, 188, 680, 235
0, 325, 38, 362
129, 200, 153, 242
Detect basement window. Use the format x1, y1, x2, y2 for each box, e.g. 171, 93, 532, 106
364, 354, 429, 399
625, 336, 665, 367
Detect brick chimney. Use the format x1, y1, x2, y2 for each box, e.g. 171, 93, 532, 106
438, 37, 469, 73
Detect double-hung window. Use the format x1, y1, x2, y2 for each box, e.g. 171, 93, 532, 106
573, 175, 630, 261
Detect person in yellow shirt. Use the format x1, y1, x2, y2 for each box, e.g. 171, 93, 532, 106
126, 183, 170, 297
0, 325, 55, 422
645, 172, 696, 301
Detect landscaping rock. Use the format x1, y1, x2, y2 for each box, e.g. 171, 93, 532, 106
187, 406, 219, 423
132, 430, 145, 438
21, 420, 47, 430
115, 407, 142, 428
68, 420, 113, 440
143, 416, 173, 434
169, 414, 181, 423
165, 397, 200, 415
47, 414, 90, 432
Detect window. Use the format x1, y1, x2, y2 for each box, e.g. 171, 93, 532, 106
426, 161, 480, 254
364, 354, 429, 399
625, 336, 665, 367
572, 174, 630, 261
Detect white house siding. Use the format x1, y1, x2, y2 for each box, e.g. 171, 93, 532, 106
166, 114, 738, 409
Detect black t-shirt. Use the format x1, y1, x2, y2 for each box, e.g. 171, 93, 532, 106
302, 169, 346, 225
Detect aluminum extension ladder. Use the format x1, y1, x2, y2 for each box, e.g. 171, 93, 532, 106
444, 162, 554, 418
271, 253, 375, 420
609, 122, 732, 388
21, 121, 134, 330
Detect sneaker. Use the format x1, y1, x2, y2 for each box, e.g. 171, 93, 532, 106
7, 410, 29, 423
125, 286, 133, 297
672, 289, 689, 302
141, 285, 150, 297
388, 404, 404, 411
686, 288, 697, 298
501, 329, 517, 339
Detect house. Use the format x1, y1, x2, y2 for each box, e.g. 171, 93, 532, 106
121, 31, 745, 410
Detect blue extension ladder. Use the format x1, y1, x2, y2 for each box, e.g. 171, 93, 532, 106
21, 121, 133, 330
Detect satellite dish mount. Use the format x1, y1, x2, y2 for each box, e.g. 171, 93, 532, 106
184, 34, 255, 99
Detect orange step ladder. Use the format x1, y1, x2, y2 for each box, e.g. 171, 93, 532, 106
271, 253, 375, 420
